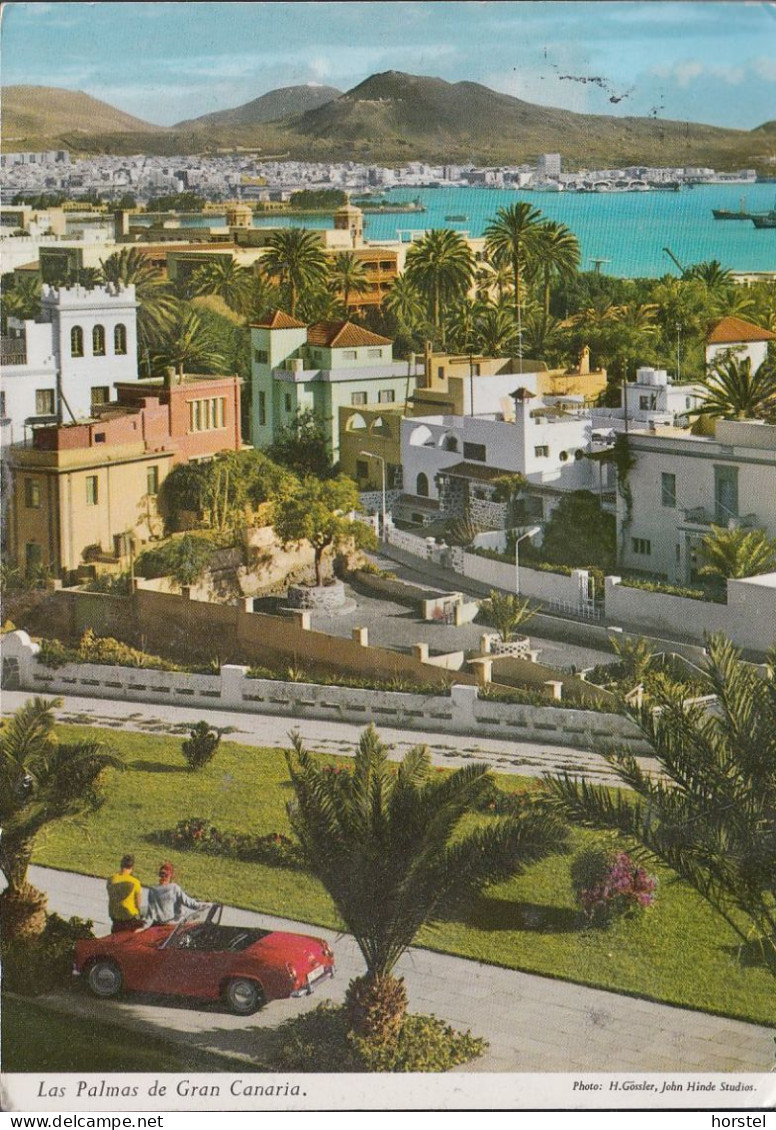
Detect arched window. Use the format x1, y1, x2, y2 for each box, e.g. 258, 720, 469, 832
416, 472, 429, 497
345, 413, 367, 432
92, 324, 106, 356
114, 323, 127, 355
409, 424, 434, 447
370, 415, 390, 436
440, 433, 458, 452
70, 325, 84, 358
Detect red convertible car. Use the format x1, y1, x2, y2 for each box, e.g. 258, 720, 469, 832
73, 905, 334, 1014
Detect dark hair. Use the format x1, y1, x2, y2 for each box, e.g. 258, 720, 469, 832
120, 854, 135, 870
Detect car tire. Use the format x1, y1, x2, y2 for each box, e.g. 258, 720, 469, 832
223, 978, 263, 1015
87, 959, 123, 999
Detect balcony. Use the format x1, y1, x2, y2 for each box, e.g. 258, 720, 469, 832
1, 337, 27, 366
680, 507, 758, 531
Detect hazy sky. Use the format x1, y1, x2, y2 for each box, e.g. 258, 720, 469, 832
3, 1, 775, 129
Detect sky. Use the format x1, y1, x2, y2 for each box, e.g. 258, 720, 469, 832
2, 1, 776, 130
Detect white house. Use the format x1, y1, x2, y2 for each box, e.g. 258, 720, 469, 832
705, 316, 776, 372
592, 367, 706, 435
1, 283, 139, 448
399, 390, 614, 528
617, 419, 776, 584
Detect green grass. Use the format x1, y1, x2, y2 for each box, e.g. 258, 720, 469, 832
2, 996, 267, 1073
30, 724, 776, 1029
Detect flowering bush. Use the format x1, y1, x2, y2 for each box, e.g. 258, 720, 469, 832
570, 847, 657, 925
153, 818, 304, 869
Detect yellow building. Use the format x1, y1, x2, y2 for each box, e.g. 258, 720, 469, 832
338, 404, 405, 491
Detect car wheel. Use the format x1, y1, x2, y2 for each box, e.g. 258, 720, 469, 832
87, 959, 123, 999
223, 978, 262, 1015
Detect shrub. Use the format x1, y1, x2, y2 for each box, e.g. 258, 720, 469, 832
570, 847, 657, 925
181, 722, 223, 771
471, 777, 546, 817
152, 817, 305, 868
1, 912, 94, 996
77, 628, 181, 671
269, 1001, 487, 1073
619, 577, 712, 602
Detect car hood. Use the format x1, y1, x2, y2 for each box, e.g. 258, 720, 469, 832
75, 925, 173, 956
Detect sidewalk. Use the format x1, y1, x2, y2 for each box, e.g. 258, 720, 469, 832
21, 864, 776, 1073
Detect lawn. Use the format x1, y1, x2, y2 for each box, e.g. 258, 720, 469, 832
29, 723, 776, 1029
2, 997, 268, 1073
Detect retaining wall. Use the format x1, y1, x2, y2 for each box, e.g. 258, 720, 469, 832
0, 630, 650, 755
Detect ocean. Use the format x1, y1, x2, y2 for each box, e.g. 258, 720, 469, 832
143, 183, 776, 278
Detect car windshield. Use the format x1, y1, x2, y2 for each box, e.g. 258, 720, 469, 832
162, 904, 220, 949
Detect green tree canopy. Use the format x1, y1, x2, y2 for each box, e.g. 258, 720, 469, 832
539, 491, 617, 572
404, 229, 474, 347
699, 525, 776, 582
694, 354, 776, 422
273, 475, 375, 585
261, 228, 330, 318
266, 408, 332, 478
478, 590, 537, 642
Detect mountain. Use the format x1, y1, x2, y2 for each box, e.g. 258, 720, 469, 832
1, 85, 162, 145
175, 85, 341, 129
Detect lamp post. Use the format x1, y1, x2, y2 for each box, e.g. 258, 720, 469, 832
360, 450, 387, 542
514, 525, 541, 596
676, 322, 682, 383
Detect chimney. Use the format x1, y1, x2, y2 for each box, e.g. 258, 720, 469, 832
578, 346, 590, 376
164, 366, 175, 390
424, 340, 433, 387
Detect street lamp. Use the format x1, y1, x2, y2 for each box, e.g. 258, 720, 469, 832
514, 526, 541, 596
360, 450, 387, 542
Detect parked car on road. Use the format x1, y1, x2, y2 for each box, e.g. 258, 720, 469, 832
73, 904, 334, 1014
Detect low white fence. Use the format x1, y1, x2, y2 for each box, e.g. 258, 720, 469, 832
1, 630, 650, 755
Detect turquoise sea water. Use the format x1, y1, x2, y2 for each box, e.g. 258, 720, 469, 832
144, 183, 776, 277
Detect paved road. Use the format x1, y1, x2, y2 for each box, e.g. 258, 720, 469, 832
1, 689, 637, 785
22, 865, 775, 1074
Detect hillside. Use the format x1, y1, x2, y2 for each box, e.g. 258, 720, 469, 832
175, 84, 341, 129
1, 85, 162, 147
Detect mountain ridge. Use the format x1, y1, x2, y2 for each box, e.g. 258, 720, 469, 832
174, 84, 342, 129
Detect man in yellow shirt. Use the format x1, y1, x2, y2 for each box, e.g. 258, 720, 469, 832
107, 854, 144, 933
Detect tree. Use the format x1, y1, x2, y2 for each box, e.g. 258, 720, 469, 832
150, 301, 226, 378
285, 724, 565, 1038
478, 590, 537, 642
699, 525, 776, 582
694, 354, 776, 422
1, 274, 42, 324
608, 634, 655, 686
261, 228, 329, 318
546, 635, 776, 965
540, 491, 617, 572
181, 721, 224, 771
531, 220, 580, 321
404, 229, 474, 347
382, 274, 427, 339
472, 302, 519, 356
190, 258, 253, 315
685, 259, 734, 291
165, 534, 213, 587
99, 247, 176, 358
0, 697, 121, 939
330, 252, 370, 312
274, 475, 375, 586
484, 202, 544, 355
266, 408, 332, 477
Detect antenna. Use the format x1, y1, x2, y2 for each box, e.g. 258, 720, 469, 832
588, 257, 611, 274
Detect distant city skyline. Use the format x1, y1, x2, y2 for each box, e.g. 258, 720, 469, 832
2, 1, 775, 131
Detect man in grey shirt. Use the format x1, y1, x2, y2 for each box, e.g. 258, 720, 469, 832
146, 862, 209, 925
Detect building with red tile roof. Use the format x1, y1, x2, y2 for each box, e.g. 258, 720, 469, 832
706, 316, 776, 371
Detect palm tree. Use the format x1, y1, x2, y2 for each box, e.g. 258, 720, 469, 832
546, 634, 776, 963
478, 590, 537, 643
694, 354, 776, 422
699, 525, 776, 582
473, 302, 520, 357
685, 259, 734, 290
484, 202, 544, 359
330, 252, 370, 312
261, 228, 329, 318
404, 229, 474, 347
608, 634, 655, 685
1, 274, 42, 324
383, 273, 427, 336
285, 724, 564, 1039
190, 258, 253, 315
151, 301, 226, 378
99, 247, 176, 356
0, 697, 122, 940
532, 220, 580, 321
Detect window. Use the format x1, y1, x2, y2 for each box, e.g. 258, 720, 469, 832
463, 441, 486, 462
258, 391, 266, 426
534, 445, 549, 458
91, 386, 110, 408
714, 465, 738, 523
284, 392, 293, 413
0, 392, 5, 417
437, 366, 445, 380
416, 472, 429, 497
92, 324, 106, 356
351, 391, 367, 407
367, 348, 383, 359
356, 460, 369, 479
114, 323, 127, 355
188, 397, 226, 432
574, 449, 584, 461
94, 432, 106, 444
559, 450, 569, 462
472, 363, 481, 377
631, 537, 651, 556
147, 465, 160, 496
24, 479, 41, 509
661, 472, 676, 508
378, 389, 395, 404
35, 389, 55, 416
70, 325, 83, 357
685, 397, 692, 410
639, 395, 649, 410
85, 476, 98, 506
113, 532, 132, 559
254, 348, 268, 364
342, 349, 357, 360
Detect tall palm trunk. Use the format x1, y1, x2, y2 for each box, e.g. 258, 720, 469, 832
345, 973, 408, 1043
0, 838, 48, 940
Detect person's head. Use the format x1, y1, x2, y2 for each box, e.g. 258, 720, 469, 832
120, 854, 135, 872
158, 862, 174, 884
